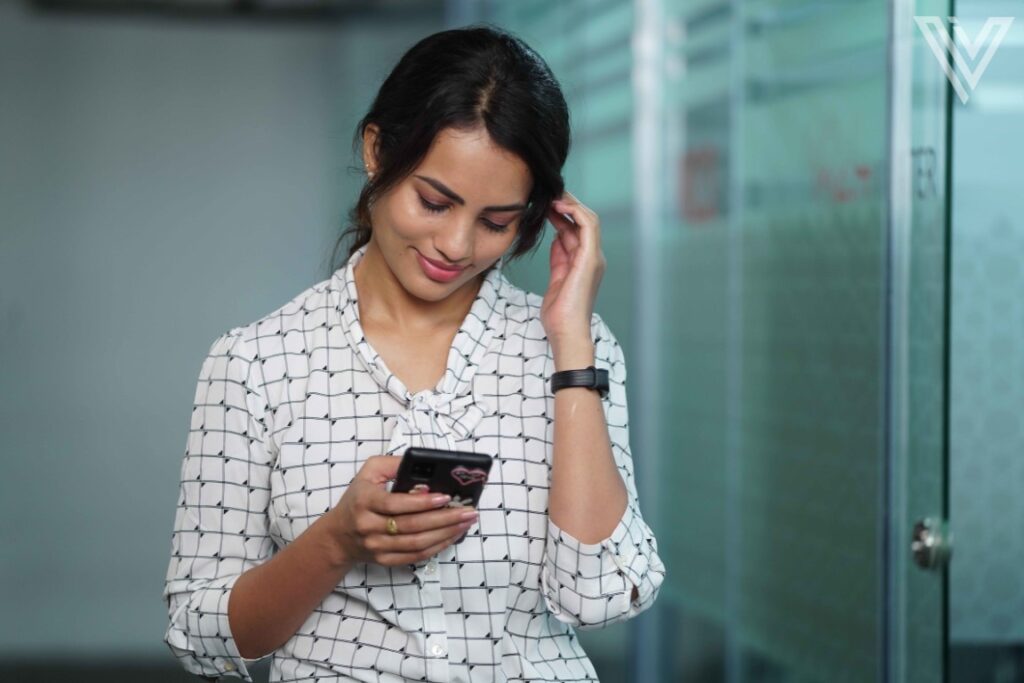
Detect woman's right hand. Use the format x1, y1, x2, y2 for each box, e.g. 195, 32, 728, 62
321, 455, 479, 567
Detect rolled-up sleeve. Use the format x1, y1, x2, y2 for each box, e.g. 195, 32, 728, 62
541, 314, 666, 630
163, 329, 277, 681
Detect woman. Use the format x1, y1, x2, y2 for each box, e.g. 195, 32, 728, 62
164, 25, 664, 683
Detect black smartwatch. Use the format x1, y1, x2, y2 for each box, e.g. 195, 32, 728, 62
550, 365, 609, 398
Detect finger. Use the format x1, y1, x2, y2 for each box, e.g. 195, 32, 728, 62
548, 203, 578, 226
557, 228, 579, 256
559, 191, 596, 220
377, 520, 473, 564
548, 202, 578, 230
355, 455, 401, 484
548, 208, 580, 252
549, 232, 570, 272
551, 199, 598, 254
402, 506, 479, 534
377, 535, 457, 567
550, 199, 586, 237
368, 488, 453, 516
379, 519, 475, 554
361, 505, 477, 536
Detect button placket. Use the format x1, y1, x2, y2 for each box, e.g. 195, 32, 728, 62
420, 577, 449, 681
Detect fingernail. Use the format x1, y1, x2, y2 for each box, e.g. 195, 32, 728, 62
432, 495, 451, 506
459, 509, 478, 521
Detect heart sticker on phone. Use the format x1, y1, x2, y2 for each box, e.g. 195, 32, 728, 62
451, 466, 488, 486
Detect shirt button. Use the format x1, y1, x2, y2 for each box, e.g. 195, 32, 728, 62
425, 560, 437, 574
430, 643, 446, 657
224, 661, 236, 672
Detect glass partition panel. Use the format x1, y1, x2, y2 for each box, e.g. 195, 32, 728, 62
894, 0, 952, 680
947, 2, 1024, 680
662, 0, 892, 680
472, 0, 959, 680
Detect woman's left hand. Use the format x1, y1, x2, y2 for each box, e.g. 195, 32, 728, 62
540, 191, 606, 353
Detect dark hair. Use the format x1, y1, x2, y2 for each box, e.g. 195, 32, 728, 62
327, 24, 571, 275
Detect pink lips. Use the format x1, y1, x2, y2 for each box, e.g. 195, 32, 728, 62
416, 251, 465, 283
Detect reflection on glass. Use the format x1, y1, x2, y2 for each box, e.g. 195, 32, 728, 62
478, 0, 1023, 681
948, 2, 1024, 681
663, 0, 889, 680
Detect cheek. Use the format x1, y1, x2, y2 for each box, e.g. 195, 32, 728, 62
479, 235, 515, 265
385, 199, 433, 240
497, 225, 520, 251
371, 194, 429, 239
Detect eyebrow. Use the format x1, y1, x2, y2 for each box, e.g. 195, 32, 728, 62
414, 175, 527, 212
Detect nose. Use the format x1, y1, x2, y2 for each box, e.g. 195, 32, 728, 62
433, 212, 475, 265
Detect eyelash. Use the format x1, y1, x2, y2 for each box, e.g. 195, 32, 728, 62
419, 197, 510, 234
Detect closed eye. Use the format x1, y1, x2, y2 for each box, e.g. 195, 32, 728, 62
419, 197, 447, 214
418, 196, 511, 233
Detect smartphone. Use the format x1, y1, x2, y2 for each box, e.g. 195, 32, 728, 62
391, 446, 492, 506
391, 446, 492, 544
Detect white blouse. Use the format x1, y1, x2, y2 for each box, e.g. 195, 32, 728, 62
163, 242, 665, 683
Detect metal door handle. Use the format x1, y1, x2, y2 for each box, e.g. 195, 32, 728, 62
911, 517, 952, 570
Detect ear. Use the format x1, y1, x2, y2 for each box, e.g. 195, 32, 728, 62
362, 123, 380, 175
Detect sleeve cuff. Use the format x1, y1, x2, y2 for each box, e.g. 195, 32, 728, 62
549, 502, 651, 588
542, 501, 655, 624
166, 573, 271, 680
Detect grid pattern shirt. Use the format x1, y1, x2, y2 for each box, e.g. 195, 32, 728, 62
163, 242, 665, 682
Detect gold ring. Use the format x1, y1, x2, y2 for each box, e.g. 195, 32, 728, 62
386, 517, 399, 535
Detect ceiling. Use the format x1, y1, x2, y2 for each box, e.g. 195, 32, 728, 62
26, 0, 445, 22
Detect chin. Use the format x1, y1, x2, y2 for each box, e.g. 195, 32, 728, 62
410, 278, 455, 300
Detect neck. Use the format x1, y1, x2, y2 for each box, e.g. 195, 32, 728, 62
353, 238, 482, 334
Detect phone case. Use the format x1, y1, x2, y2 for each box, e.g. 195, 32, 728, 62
391, 447, 492, 544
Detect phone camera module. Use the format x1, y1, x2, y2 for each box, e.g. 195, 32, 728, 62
412, 462, 434, 479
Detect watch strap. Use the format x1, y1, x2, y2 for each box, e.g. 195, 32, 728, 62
550, 365, 609, 398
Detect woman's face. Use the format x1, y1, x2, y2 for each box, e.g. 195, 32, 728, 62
363, 125, 531, 302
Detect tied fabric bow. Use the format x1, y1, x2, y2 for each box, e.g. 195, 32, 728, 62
385, 389, 495, 457
383, 389, 495, 582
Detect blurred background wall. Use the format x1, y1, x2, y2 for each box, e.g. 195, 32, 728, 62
0, 0, 445, 678
1, 0, 1022, 681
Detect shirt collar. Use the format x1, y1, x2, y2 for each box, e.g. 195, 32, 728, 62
329, 242, 510, 406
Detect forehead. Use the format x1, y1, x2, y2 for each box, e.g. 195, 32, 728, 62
414, 127, 531, 203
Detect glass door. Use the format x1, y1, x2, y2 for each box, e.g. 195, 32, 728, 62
945, 1, 1024, 679
896, 2, 1023, 681
889, 0, 953, 681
